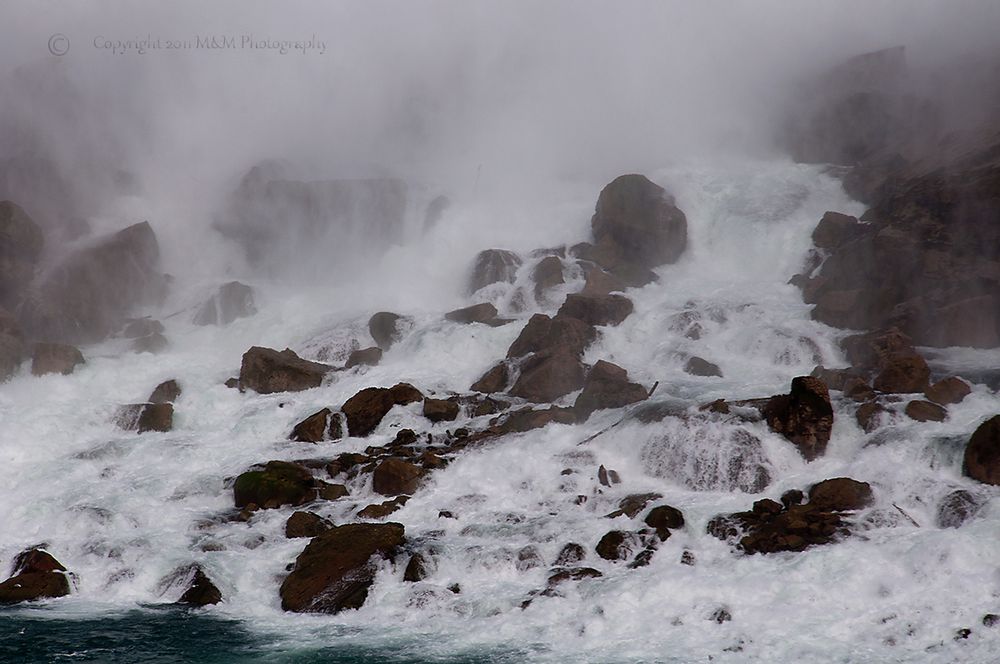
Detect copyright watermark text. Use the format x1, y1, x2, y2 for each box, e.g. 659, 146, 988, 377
48, 33, 327, 56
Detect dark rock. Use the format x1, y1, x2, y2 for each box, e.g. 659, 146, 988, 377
684, 356, 722, 377
608, 493, 663, 519
21, 222, 166, 344
285, 511, 333, 538
132, 332, 168, 354
224, 377, 240, 389
935, 490, 984, 528
711, 607, 733, 624
812, 211, 864, 250
811, 365, 860, 391
645, 505, 685, 540
423, 398, 459, 423
842, 376, 876, 402
843, 329, 930, 394
546, 567, 603, 586
856, 400, 886, 433
580, 265, 628, 296
0, 200, 44, 308
279, 522, 405, 613
509, 349, 586, 403
808, 478, 874, 511
470, 361, 510, 393
556, 293, 633, 327
595, 530, 636, 561
291, 408, 335, 443
368, 312, 405, 350
345, 347, 382, 369
148, 379, 181, 404
493, 406, 577, 434
357, 497, 409, 519
123, 318, 164, 338
516, 546, 544, 571
0, 308, 27, 381
780, 489, 804, 508
762, 376, 834, 461
30, 342, 84, 376
239, 346, 332, 394
924, 377, 971, 406
341, 383, 423, 437
0, 548, 70, 605
403, 553, 429, 582
445, 303, 499, 325
372, 458, 424, 496
983, 614, 999, 628
506, 313, 597, 359
468, 249, 522, 294
116, 402, 174, 433
317, 482, 349, 501
193, 281, 256, 325
178, 568, 222, 606
233, 461, 315, 509
554, 543, 586, 566
964, 415, 1000, 485
680, 550, 695, 566
532, 256, 564, 299
905, 400, 947, 422
598, 465, 621, 487
573, 360, 648, 419
590, 174, 688, 269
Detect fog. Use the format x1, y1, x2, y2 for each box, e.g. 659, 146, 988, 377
1, 0, 999, 281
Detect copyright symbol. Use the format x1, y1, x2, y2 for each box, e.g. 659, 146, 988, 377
48, 33, 70, 56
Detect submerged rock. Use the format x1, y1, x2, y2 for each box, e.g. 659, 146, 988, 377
964, 415, 1000, 485
936, 490, 985, 529
684, 356, 723, 377
239, 346, 332, 394
30, 342, 84, 376
279, 522, 405, 613
0, 548, 70, 604
0, 309, 27, 382
193, 281, 256, 326
762, 376, 834, 461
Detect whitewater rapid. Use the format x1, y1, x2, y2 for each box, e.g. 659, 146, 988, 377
2, 158, 999, 662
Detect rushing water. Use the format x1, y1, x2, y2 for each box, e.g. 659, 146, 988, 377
1, 159, 998, 662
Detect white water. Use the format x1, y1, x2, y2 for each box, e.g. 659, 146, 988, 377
2, 158, 999, 662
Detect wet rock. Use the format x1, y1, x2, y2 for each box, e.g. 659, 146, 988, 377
193, 281, 256, 326
607, 493, 663, 519
123, 318, 164, 338
116, 402, 174, 433
368, 312, 405, 350
239, 346, 332, 394
580, 265, 628, 296
680, 550, 695, 566
762, 376, 834, 461
445, 303, 499, 325
556, 293, 633, 327
21, 222, 166, 344
711, 607, 733, 624
506, 313, 597, 359
935, 490, 984, 528
983, 614, 999, 628
493, 406, 577, 434
233, 461, 315, 509
470, 361, 510, 393
423, 398, 459, 423
285, 511, 333, 538
345, 347, 382, 369
0, 309, 27, 381
963, 415, 1000, 485
645, 505, 685, 540
598, 465, 621, 487
279, 522, 405, 613
856, 400, 886, 433
357, 497, 409, 519
546, 567, 603, 587
573, 360, 648, 419
532, 256, 564, 300
291, 408, 333, 443
905, 399, 947, 422
372, 458, 424, 496
516, 546, 544, 571
780, 489, 804, 508
403, 553, 429, 582
812, 211, 864, 250
0, 200, 44, 308
843, 328, 930, 394
590, 174, 688, 269
468, 249, 522, 294
554, 543, 586, 566
0, 548, 70, 604
341, 383, 423, 437
30, 342, 85, 376
924, 377, 971, 406
317, 482, 349, 501
178, 568, 222, 606
842, 376, 876, 402
595, 530, 636, 561
148, 379, 181, 404
509, 349, 586, 403
811, 365, 861, 391
807, 478, 874, 511
684, 356, 723, 377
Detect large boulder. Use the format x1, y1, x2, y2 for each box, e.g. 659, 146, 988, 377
842, 329, 930, 394
0, 201, 44, 309
239, 346, 332, 394
468, 249, 522, 294
573, 360, 648, 419
0, 548, 70, 604
148, 379, 181, 404
925, 377, 971, 405
445, 303, 500, 325
807, 478, 874, 511
964, 415, 1000, 485
470, 361, 510, 393
115, 402, 174, 433
532, 255, 564, 300
372, 458, 424, 496
508, 349, 586, 403
193, 281, 256, 326
345, 347, 382, 369
762, 376, 834, 461
30, 342, 84, 376
279, 522, 405, 613
233, 461, 316, 509
368, 312, 406, 350
341, 383, 423, 437
423, 397, 459, 422
590, 174, 688, 270
20, 222, 166, 344
556, 293, 633, 327
285, 511, 333, 538
506, 313, 596, 359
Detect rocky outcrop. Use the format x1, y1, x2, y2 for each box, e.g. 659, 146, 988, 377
233, 461, 316, 509
573, 360, 648, 419
556, 293, 633, 327
0, 548, 70, 604
193, 281, 256, 326
508, 349, 586, 403
506, 314, 596, 359
964, 415, 1000, 485
279, 522, 405, 613
842, 329, 930, 394
468, 249, 522, 294
30, 342, 84, 376
761, 376, 834, 461
341, 383, 423, 437
21, 222, 166, 344
239, 346, 332, 394
0, 201, 44, 309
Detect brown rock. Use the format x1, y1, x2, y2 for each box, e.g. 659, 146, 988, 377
341, 383, 423, 437
423, 398, 459, 422
468, 249, 522, 294
644, 505, 685, 541
0, 201, 44, 308
964, 415, 1000, 485
291, 408, 337, 443
554, 543, 586, 565
684, 356, 722, 377
233, 461, 315, 509
591, 174, 688, 269
905, 399, 947, 422
445, 303, 498, 325
368, 312, 405, 350
193, 281, 256, 326
0, 548, 70, 605
178, 568, 222, 606
285, 511, 333, 538
148, 379, 181, 404
936, 490, 984, 528
116, 402, 174, 433
580, 265, 628, 296
595, 530, 636, 561
808, 478, 874, 511
506, 313, 597, 359
856, 401, 886, 432
925, 377, 971, 405
532, 256, 564, 299
608, 493, 663, 519
509, 349, 586, 403
279, 522, 405, 613
31, 342, 84, 376
470, 361, 509, 393
812, 211, 863, 250
372, 458, 424, 496
403, 553, 429, 582
494, 406, 577, 434
573, 360, 648, 419
357, 497, 409, 519
556, 293, 633, 327
345, 347, 382, 369
239, 346, 332, 394
762, 376, 834, 461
